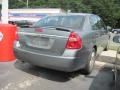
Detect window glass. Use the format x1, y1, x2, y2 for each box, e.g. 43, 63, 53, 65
33, 15, 85, 30
34, 16, 59, 27
89, 15, 98, 30
96, 16, 106, 30
90, 15, 106, 30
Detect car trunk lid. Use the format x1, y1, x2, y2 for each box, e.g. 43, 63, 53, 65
17, 27, 72, 55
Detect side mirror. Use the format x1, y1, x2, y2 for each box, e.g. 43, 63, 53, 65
113, 35, 120, 44
107, 26, 112, 32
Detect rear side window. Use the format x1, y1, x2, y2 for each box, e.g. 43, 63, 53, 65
96, 16, 106, 30
33, 15, 85, 30
89, 15, 106, 30
89, 15, 98, 30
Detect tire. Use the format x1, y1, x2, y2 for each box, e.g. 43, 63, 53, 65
82, 49, 96, 75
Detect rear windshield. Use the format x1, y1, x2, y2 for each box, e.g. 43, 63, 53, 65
33, 15, 85, 30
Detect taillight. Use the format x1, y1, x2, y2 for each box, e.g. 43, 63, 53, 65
66, 32, 82, 49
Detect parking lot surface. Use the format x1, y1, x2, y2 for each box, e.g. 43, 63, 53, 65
0, 50, 116, 90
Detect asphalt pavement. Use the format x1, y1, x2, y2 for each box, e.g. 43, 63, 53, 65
0, 50, 116, 90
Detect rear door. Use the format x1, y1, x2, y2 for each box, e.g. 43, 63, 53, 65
95, 16, 109, 49
89, 15, 104, 54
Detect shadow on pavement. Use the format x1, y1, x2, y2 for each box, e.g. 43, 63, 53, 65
14, 60, 73, 82
115, 70, 120, 90
13, 51, 116, 90
88, 51, 116, 90
88, 66, 114, 90
14, 59, 115, 90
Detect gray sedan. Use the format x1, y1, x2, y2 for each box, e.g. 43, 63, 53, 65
14, 13, 109, 74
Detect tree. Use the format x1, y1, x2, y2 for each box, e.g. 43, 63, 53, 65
90, 0, 120, 28
9, 0, 27, 8
9, 0, 120, 28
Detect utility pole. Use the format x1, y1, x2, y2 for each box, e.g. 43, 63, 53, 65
1, 0, 8, 23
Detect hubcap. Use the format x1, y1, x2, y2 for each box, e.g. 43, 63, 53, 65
89, 52, 95, 70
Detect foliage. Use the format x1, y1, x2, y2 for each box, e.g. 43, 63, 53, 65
9, 0, 120, 28
91, 0, 120, 28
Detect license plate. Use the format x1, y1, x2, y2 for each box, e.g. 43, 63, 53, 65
27, 36, 49, 48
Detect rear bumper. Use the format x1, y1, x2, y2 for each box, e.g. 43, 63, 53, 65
14, 47, 90, 72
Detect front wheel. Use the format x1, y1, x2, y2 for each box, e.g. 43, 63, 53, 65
82, 49, 96, 75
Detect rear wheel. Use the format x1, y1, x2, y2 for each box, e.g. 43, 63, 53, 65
82, 49, 96, 75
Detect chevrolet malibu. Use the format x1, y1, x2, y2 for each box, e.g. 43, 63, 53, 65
14, 13, 109, 74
